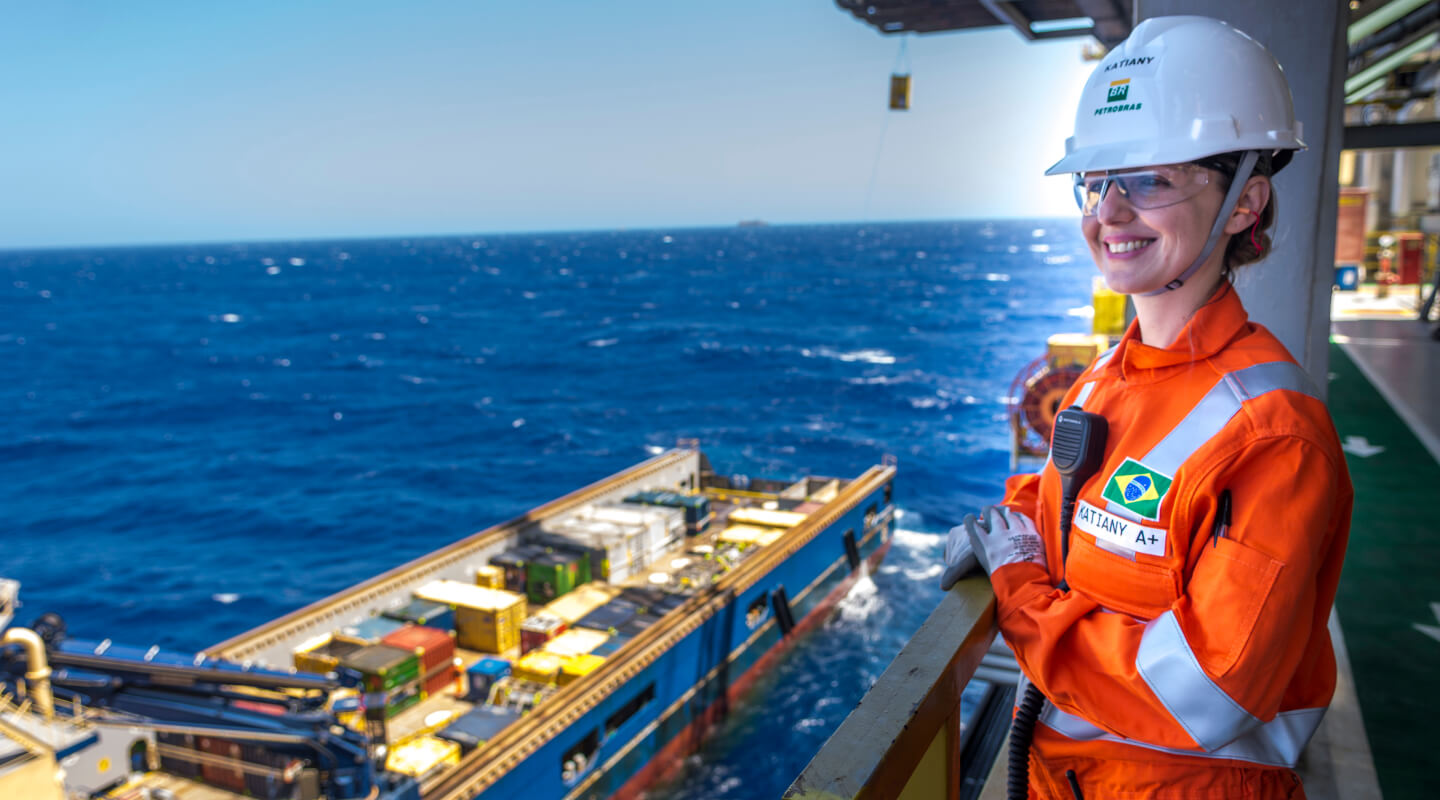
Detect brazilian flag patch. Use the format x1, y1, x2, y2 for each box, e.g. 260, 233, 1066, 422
1100, 457, 1173, 520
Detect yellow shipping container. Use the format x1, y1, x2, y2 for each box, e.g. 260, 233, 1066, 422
474, 565, 504, 590
1090, 277, 1128, 337
728, 508, 806, 529
558, 654, 606, 687
541, 628, 610, 658
542, 583, 618, 625
513, 651, 564, 685
416, 581, 526, 654
292, 633, 368, 675
385, 736, 460, 780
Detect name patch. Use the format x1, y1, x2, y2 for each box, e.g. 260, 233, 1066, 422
1074, 500, 1167, 557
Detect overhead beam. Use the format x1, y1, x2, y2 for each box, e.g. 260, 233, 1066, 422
1348, 0, 1434, 45
1344, 120, 1440, 148
979, 0, 1037, 39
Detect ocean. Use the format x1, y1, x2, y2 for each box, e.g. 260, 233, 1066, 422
1, 219, 1093, 798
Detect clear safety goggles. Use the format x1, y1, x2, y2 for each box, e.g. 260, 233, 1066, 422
1073, 164, 1214, 216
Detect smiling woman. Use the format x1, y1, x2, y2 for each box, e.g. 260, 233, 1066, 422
946, 15, 1355, 800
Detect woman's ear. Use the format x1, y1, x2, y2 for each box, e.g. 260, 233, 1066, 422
1224, 176, 1272, 235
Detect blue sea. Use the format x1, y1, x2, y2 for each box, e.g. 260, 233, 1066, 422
2, 220, 1092, 798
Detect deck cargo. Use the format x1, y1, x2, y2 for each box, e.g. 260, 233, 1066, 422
383, 596, 456, 632
466, 657, 512, 703
292, 632, 367, 675
415, 581, 526, 654
520, 612, 567, 654
387, 736, 461, 781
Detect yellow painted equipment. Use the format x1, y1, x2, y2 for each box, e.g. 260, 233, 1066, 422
416, 581, 526, 654
558, 654, 606, 687
385, 735, 460, 780
889, 74, 911, 110
1091, 277, 1128, 337
513, 651, 564, 685
1045, 332, 1110, 369
541, 628, 610, 658
474, 565, 504, 589
728, 508, 807, 529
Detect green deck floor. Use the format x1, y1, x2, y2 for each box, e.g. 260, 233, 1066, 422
1327, 343, 1440, 799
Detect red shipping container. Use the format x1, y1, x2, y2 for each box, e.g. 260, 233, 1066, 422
197, 736, 245, 793
382, 624, 456, 675
520, 613, 566, 655
422, 659, 459, 698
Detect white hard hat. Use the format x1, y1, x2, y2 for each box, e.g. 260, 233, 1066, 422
1045, 16, 1305, 176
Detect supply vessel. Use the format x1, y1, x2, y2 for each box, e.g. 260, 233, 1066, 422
0, 445, 896, 800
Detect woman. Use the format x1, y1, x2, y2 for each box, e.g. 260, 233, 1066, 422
942, 16, 1353, 799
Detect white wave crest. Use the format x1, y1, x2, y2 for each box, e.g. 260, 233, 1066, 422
800, 347, 897, 365
587, 338, 619, 348
212, 593, 240, 604
836, 570, 883, 623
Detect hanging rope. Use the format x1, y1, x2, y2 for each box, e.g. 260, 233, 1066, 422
862, 35, 912, 222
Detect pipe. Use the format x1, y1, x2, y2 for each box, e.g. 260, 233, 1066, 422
4, 628, 54, 719
1349, 0, 1434, 45
1345, 30, 1440, 95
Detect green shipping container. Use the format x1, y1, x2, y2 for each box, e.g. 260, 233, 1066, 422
526, 550, 581, 605
341, 644, 421, 693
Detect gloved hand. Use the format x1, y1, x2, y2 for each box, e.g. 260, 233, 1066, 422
965, 505, 1046, 576
939, 520, 982, 591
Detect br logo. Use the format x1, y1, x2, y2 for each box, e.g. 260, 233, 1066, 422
1107, 79, 1130, 103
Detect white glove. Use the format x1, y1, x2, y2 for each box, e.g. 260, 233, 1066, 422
965, 506, 1046, 576
939, 522, 981, 591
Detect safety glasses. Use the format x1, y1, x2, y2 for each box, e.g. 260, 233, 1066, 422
1073, 164, 1214, 216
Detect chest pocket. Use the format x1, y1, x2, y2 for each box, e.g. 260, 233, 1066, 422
1066, 531, 1181, 620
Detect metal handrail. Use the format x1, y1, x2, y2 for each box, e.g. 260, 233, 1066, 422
784, 575, 997, 800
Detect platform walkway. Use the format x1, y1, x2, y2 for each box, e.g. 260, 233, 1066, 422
1326, 332, 1440, 800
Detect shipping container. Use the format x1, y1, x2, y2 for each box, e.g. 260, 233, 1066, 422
728, 507, 807, 529
490, 545, 545, 596
465, 658, 511, 703
625, 490, 713, 533
437, 705, 524, 751
513, 651, 564, 685
590, 632, 632, 658
520, 613, 567, 655
474, 564, 505, 590
617, 586, 688, 616
381, 624, 455, 675
558, 653, 606, 687
340, 644, 420, 693
385, 680, 422, 718
342, 614, 406, 643
385, 735, 460, 780
382, 597, 455, 632
415, 581, 527, 654
421, 658, 459, 699
525, 550, 582, 604
575, 599, 641, 634
539, 627, 610, 658
541, 583, 618, 626
156, 732, 201, 780
292, 632, 368, 675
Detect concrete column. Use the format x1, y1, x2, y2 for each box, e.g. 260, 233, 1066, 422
1136, 0, 1347, 393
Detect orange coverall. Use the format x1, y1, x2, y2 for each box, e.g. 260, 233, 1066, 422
997, 285, 1352, 799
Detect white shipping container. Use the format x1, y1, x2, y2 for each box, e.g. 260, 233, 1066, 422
548, 518, 649, 574
588, 503, 683, 556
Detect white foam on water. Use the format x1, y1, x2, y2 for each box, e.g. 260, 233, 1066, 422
903, 563, 943, 581
289, 257, 305, 267
1029, 244, 1051, 253
219, 313, 241, 323
1044, 255, 1074, 265
800, 347, 897, 365
266, 266, 281, 275
212, 593, 240, 604
836, 568, 882, 623
643, 445, 665, 456
587, 338, 618, 348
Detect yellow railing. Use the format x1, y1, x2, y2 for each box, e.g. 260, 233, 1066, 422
783, 576, 997, 800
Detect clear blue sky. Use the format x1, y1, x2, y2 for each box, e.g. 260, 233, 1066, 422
0, 2, 1092, 248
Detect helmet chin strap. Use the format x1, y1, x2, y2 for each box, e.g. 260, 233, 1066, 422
1142, 150, 1259, 296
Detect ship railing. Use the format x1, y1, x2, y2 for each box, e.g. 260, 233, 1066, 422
784, 575, 1005, 800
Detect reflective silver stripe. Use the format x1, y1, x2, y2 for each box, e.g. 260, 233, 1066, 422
1071, 346, 1117, 410
1143, 361, 1319, 479
1136, 611, 1256, 750
1104, 360, 1318, 521
1037, 702, 1325, 768
1017, 672, 1324, 767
